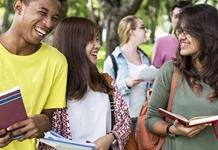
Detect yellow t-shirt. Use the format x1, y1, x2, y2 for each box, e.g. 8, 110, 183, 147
0, 43, 67, 150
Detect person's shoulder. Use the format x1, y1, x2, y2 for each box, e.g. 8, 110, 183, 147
158, 60, 174, 78
41, 43, 67, 63
157, 35, 175, 42
155, 61, 175, 85
161, 60, 174, 71
112, 46, 122, 57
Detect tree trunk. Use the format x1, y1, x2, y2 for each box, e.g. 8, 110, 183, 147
147, 0, 160, 43
59, 0, 68, 19
98, 0, 143, 56
1, 0, 13, 32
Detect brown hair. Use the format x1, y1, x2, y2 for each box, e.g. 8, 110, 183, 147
53, 17, 112, 100
175, 4, 218, 100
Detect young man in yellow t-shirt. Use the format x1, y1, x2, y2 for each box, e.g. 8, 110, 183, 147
0, 0, 67, 149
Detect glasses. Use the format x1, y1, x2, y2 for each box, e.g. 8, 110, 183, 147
134, 26, 147, 33
175, 28, 190, 37
137, 26, 145, 30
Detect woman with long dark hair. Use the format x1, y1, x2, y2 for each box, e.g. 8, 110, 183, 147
40, 17, 131, 150
147, 4, 218, 150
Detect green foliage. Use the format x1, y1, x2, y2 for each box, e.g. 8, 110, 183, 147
139, 43, 153, 58
0, 0, 3, 6
67, 0, 88, 17
97, 47, 105, 72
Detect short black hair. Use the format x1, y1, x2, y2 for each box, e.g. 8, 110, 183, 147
171, 1, 192, 12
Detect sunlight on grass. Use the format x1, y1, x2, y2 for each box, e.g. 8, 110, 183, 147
97, 48, 106, 72
97, 43, 154, 72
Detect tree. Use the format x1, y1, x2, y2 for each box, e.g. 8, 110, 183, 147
98, 0, 143, 55
59, 0, 68, 19
1, 0, 13, 32
139, 0, 161, 44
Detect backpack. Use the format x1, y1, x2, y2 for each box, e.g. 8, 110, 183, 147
135, 66, 179, 150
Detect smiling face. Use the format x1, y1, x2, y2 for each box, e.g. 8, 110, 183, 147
176, 27, 200, 56
14, 0, 61, 44
85, 35, 100, 65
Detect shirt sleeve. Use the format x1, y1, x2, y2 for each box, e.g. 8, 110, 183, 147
44, 59, 68, 109
103, 56, 116, 79
103, 56, 131, 97
112, 82, 131, 150
146, 61, 174, 133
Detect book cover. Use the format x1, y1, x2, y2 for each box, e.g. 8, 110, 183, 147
158, 108, 218, 127
0, 86, 27, 129
39, 131, 96, 150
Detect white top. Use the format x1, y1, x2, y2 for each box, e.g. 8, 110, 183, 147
128, 62, 146, 118
67, 88, 111, 143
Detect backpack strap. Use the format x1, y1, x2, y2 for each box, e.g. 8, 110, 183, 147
157, 66, 179, 150
102, 73, 115, 127
137, 47, 148, 58
166, 66, 179, 112
110, 48, 147, 80
110, 54, 118, 80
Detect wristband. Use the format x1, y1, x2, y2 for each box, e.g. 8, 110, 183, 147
108, 132, 117, 144
166, 123, 176, 137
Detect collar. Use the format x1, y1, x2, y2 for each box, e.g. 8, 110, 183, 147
112, 46, 123, 58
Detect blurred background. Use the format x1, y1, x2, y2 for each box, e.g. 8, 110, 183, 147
0, 0, 217, 70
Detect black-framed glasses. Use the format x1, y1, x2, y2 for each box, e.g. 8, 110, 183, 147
134, 26, 147, 33
175, 28, 189, 37
133, 25, 145, 30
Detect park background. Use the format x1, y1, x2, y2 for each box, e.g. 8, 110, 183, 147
0, 0, 217, 70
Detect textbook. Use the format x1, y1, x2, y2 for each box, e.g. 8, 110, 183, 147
159, 108, 218, 127
39, 131, 96, 150
134, 65, 159, 81
0, 86, 27, 129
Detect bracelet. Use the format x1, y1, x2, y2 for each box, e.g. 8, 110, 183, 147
111, 132, 117, 140
107, 132, 117, 142
166, 123, 176, 137
166, 123, 173, 134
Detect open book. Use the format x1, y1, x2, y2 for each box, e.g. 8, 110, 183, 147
0, 86, 27, 129
134, 65, 159, 81
158, 108, 218, 127
39, 131, 96, 150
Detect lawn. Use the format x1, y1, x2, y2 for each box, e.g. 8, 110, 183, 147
97, 43, 153, 72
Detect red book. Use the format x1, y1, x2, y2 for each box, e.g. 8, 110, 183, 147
0, 86, 27, 129
158, 108, 218, 127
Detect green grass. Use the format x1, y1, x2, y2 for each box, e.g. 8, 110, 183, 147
97, 43, 153, 72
